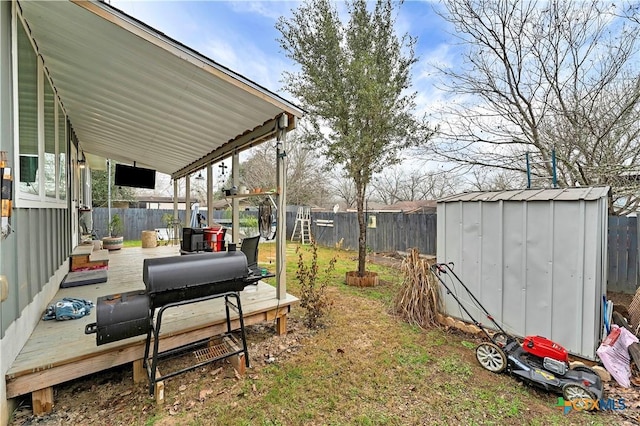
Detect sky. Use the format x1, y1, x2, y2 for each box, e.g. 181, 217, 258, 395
108, 0, 460, 196
110, 0, 457, 120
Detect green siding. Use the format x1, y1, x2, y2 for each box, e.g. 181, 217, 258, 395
0, 2, 72, 338
0, 0, 15, 341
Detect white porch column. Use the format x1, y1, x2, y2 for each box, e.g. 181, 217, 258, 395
232, 153, 240, 243
207, 163, 213, 226
276, 114, 288, 299
185, 175, 191, 228
173, 179, 178, 231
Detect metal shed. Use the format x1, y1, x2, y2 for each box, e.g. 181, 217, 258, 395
436, 187, 609, 360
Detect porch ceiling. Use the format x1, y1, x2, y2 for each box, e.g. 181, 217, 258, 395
18, 0, 302, 179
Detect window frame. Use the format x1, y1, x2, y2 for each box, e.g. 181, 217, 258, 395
13, 9, 69, 209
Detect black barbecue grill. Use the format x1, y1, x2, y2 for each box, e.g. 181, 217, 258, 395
86, 248, 270, 395
143, 251, 258, 308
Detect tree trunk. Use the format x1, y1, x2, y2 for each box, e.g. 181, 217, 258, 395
356, 185, 366, 276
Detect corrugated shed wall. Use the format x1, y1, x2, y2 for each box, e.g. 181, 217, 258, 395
437, 194, 607, 360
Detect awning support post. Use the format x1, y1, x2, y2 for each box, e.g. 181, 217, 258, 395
276, 114, 288, 300
232, 153, 240, 243
185, 176, 191, 228
207, 163, 213, 227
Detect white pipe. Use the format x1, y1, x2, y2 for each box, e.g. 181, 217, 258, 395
107, 159, 112, 237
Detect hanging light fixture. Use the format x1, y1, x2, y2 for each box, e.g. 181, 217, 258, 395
78, 152, 86, 169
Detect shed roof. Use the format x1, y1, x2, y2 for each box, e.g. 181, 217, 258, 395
437, 186, 610, 203
18, 0, 303, 179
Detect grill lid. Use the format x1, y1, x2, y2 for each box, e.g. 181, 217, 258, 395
143, 251, 249, 295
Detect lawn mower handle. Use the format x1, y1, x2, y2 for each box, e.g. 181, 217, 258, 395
431, 262, 510, 339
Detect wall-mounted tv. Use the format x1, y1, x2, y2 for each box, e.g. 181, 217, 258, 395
114, 163, 156, 189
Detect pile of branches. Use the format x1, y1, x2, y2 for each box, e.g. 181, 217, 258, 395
393, 248, 441, 329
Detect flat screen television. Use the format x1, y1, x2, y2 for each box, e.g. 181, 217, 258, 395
114, 163, 156, 189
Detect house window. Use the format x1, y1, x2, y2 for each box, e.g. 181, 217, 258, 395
17, 19, 38, 197
58, 101, 67, 201
44, 78, 56, 199
16, 15, 67, 206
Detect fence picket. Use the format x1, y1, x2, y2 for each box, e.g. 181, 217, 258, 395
92, 208, 635, 292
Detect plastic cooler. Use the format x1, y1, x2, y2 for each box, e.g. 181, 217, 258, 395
204, 226, 225, 251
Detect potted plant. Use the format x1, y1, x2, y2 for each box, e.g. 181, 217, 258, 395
102, 214, 124, 251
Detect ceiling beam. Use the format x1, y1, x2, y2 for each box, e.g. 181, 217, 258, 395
171, 113, 296, 180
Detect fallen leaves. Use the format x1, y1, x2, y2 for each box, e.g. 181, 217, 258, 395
199, 389, 213, 401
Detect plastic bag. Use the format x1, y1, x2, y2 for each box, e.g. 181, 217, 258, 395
596, 325, 639, 387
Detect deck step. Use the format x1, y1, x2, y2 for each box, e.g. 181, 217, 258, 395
60, 269, 108, 288
69, 246, 109, 272
70, 244, 94, 256
89, 249, 110, 262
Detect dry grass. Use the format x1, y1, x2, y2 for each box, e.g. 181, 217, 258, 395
393, 248, 441, 329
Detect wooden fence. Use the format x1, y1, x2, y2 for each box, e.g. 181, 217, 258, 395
286, 211, 437, 255
608, 216, 639, 293
92, 208, 257, 241
93, 208, 638, 293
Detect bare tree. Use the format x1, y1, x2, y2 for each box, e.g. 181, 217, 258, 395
371, 167, 408, 204
329, 172, 358, 208
240, 136, 332, 207
372, 166, 464, 204
370, 166, 463, 203
465, 168, 527, 192
431, 0, 640, 214
421, 170, 463, 199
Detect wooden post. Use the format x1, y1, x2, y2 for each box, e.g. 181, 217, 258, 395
276, 315, 287, 336
132, 359, 145, 383
32, 387, 54, 415
229, 353, 246, 376
154, 368, 165, 406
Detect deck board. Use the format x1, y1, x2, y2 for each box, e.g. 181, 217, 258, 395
6, 245, 297, 398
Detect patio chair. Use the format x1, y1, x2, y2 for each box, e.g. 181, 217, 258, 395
240, 235, 261, 276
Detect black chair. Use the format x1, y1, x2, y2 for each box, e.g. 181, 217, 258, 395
240, 235, 261, 276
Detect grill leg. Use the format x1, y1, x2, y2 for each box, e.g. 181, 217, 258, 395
148, 306, 167, 395
225, 296, 232, 333
226, 293, 250, 368
142, 311, 155, 368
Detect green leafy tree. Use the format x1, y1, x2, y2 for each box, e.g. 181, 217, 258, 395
277, 0, 436, 276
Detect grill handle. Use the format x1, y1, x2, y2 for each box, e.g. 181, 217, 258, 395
85, 322, 97, 334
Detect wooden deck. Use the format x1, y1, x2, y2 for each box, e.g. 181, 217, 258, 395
5, 245, 297, 410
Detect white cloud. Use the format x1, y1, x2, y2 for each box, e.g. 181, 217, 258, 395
228, 1, 299, 21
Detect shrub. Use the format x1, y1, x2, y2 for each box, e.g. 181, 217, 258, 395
296, 240, 336, 329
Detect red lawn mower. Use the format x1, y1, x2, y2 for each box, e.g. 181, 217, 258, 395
431, 262, 604, 406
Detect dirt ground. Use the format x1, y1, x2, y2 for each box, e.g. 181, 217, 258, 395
9, 320, 313, 426
9, 305, 640, 425
8, 253, 640, 425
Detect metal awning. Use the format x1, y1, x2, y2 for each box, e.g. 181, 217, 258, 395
18, 0, 303, 179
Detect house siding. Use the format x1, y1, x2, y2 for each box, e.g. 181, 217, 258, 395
1, 3, 72, 424
0, 0, 16, 341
